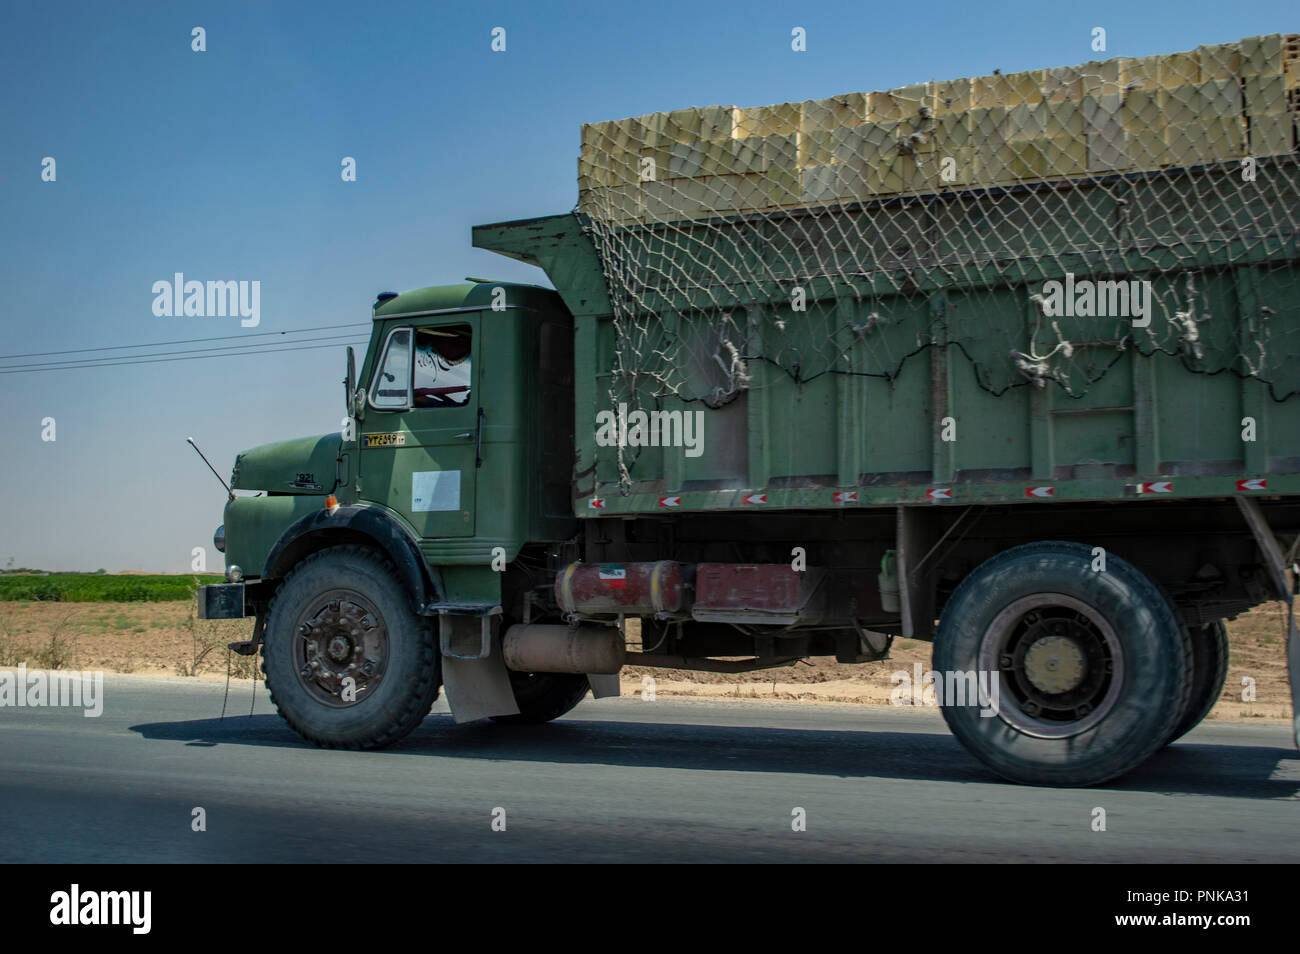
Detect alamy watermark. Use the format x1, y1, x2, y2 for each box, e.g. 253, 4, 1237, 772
0, 665, 103, 717
595, 403, 705, 458
50, 884, 150, 934
1039, 273, 1152, 328
152, 273, 260, 327
891, 663, 1000, 718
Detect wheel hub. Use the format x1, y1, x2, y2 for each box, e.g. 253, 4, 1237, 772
294, 596, 388, 706
1022, 634, 1086, 694
980, 594, 1123, 740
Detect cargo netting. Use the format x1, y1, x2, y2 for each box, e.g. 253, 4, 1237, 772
575, 35, 1300, 486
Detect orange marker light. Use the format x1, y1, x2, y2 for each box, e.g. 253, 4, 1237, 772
325, 495, 339, 514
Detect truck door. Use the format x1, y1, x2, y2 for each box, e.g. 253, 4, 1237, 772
360, 316, 479, 538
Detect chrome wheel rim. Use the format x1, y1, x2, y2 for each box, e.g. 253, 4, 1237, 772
977, 593, 1123, 739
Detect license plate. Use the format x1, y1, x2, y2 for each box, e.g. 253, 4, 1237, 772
363, 432, 407, 448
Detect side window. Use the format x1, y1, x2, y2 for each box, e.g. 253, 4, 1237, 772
369, 328, 411, 409
413, 325, 472, 408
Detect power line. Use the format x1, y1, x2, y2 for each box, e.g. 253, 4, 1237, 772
0, 321, 371, 361
0, 339, 370, 375
6, 331, 367, 372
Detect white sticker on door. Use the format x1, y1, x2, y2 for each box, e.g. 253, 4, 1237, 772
412, 470, 461, 512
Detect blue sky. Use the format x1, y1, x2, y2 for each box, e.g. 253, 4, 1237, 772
0, 0, 1295, 571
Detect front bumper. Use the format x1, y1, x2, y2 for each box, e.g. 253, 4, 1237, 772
198, 583, 246, 620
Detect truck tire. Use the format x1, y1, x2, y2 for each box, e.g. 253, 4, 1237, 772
1163, 620, 1229, 746
261, 545, 441, 749
489, 671, 590, 725
933, 541, 1191, 787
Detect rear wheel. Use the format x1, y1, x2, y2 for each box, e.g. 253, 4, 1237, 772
262, 545, 441, 749
489, 671, 590, 725
934, 541, 1191, 787
1163, 620, 1229, 746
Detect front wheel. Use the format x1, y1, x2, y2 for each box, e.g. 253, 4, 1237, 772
933, 541, 1191, 787
262, 545, 441, 749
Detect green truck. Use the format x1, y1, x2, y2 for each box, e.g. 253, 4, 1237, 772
198, 49, 1300, 786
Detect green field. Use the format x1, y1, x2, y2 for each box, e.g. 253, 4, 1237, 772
0, 574, 224, 602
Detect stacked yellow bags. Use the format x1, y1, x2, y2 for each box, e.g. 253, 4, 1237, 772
578, 34, 1297, 225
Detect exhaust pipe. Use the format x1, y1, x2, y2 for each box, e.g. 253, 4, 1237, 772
502, 624, 625, 674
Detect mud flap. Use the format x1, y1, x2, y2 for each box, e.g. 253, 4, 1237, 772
587, 673, 621, 698
441, 641, 520, 723
1235, 497, 1299, 748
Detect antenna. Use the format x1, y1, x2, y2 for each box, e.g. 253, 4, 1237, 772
186, 437, 234, 501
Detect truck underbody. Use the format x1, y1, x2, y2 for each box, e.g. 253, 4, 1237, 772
475, 496, 1294, 736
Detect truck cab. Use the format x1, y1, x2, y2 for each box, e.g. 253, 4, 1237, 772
354, 281, 575, 557
214, 281, 574, 591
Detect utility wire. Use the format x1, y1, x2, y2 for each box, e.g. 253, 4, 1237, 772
0, 321, 371, 361
0, 339, 369, 375
7, 331, 366, 371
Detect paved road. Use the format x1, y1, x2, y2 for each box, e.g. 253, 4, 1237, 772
1, 674, 1296, 862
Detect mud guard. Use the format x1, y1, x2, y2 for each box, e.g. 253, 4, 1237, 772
440, 639, 623, 717
442, 648, 520, 723
587, 673, 621, 698
1235, 497, 1299, 748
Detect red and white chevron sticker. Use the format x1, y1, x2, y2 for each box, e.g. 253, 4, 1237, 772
926, 488, 952, 500
588, 497, 605, 509
742, 493, 767, 505
658, 495, 681, 507
1140, 481, 1173, 494
1236, 478, 1267, 492
832, 491, 858, 503
1025, 486, 1055, 498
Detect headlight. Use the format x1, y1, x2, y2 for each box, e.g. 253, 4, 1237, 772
213, 524, 226, 553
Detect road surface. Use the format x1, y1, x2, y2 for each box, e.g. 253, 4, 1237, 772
1, 674, 1296, 862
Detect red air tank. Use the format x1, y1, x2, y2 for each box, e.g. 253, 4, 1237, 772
555, 561, 691, 618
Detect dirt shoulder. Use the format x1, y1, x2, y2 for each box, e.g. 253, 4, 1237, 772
0, 600, 1291, 723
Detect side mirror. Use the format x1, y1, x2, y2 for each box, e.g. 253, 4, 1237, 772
345, 347, 366, 422
345, 346, 356, 406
